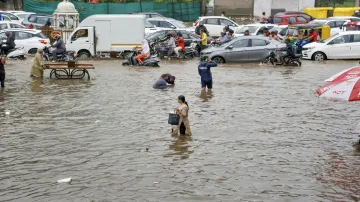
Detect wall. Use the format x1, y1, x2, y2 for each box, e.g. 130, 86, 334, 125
253, 0, 272, 18
24, 1, 201, 21
271, 0, 299, 11
214, 0, 253, 16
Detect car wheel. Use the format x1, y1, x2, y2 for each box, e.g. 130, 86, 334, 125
28, 48, 37, 54
212, 56, 225, 64
312, 52, 326, 61
77, 51, 90, 59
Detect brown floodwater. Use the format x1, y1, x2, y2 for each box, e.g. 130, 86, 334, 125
1, 58, 360, 201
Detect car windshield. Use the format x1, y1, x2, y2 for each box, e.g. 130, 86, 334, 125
170, 20, 186, 28
145, 20, 155, 28
236, 26, 258, 34
16, 14, 27, 19
320, 33, 340, 43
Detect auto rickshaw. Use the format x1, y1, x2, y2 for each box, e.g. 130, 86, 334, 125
285, 24, 331, 53
342, 21, 360, 31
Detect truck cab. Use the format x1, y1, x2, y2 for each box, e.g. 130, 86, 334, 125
67, 26, 95, 58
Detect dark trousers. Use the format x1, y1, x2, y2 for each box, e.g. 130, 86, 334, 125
0, 73, 5, 88
52, 49, 65, 60
179, 122, 186, 135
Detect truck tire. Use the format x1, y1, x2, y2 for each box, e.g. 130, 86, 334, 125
77, 51, 90, 59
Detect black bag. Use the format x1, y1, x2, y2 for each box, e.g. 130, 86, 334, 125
168, 111, 180, 125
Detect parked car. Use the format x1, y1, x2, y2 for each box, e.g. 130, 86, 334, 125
22, 14, 65, 27
0, 28, 50, 54
129, 12, 164, 19
274, 14, 310, 25
302, 31, 360, 60
200, 36, 286, 63
145, 19, 168, 36
148, 17, 194, 32
234, 24, 277, 36
0, 21, 25, 30
1, 12, 22, 23
193, 16, 240, 37
146, 30, 203, 46
327, 16, 360, 22
12, 12, 35, 20
275, 11, 314, 21
269, 25, 288, 37
308, 19, 348, 36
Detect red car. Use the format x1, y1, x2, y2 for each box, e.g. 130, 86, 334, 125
274, 14, 310, 25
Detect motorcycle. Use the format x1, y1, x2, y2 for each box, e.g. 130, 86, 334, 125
263, 49, 302, 67
155, 42, 195, 59
0, 38, 26, 60
122, 48, 160, 67
42, 45, 76, 62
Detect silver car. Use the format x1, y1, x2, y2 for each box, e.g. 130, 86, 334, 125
201, 36, 286, 63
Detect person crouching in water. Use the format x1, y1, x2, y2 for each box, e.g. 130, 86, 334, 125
164, 73, 175, 85
153, 74, 169, 89
198, 58, 217, 92
31, 48, 44, 77
174, 32, 185, 58
136, 39, 150, 65
167, 33, 176, 57
174, 95, 192, 136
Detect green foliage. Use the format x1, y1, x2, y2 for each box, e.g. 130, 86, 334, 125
316, 0, 354, 7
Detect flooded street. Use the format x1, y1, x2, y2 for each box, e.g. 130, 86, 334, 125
1, 58, 360, 201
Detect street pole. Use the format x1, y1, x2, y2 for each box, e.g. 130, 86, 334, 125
140, 0, 143, 12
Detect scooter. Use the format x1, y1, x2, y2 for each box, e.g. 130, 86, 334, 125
263, 49, 302, 67
42, 45, 76, 62
122, 49, 160, 67
0, 38, 26, 60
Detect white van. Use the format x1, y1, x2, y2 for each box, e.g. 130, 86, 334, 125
66, 15, 145, 58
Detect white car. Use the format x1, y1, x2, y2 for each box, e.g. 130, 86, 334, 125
148, 17, 194, 33
193, 16, 241, 37
12, 12, 35, 20
0, 29, 50, 54
308, 19, 349, 36
302, 31, 360, 61
0, 21, 25, 30
0, 12, 23, 24
145, 19, 169, 36
234, 24, 277, 37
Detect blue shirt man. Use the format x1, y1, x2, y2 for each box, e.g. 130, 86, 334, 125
153, 74, 169, 89
198, 59, 217, 92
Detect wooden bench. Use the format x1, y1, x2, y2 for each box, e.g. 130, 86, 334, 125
44, 62, 95, 80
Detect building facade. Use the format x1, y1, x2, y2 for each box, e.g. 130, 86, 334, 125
213, 0, 315, 17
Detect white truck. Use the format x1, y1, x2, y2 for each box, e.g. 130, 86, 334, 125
66, 14, 145, 58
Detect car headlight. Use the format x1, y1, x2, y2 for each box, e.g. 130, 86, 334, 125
305, 47, 315, 50
202, 51, 212, 54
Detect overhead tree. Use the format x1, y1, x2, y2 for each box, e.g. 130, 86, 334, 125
316, 0, 347, 7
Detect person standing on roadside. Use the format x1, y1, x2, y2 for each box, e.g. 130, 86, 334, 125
198, 58, 217, 92
200, 29, 208, 51
31, 48, 44, 77
260, 12, 268, 24
0, 57, 6, 88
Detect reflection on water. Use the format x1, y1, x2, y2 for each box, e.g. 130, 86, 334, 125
165, 135, 193, 160
1, 59, 360, 201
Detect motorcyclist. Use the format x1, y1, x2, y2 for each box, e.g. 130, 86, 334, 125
2, 32, 15, 55
353, 10, 360, 17
300, 29, 318, 47
174, 32, 185, 58
51, 34, 66, 61
280, 39, 295, 64
216, 32, 229, 45
223, 25, 233, 34
166, 33, 176, 57
135, 39, 150, 65
195, 21, 209, 36
227, 29, 234, 41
